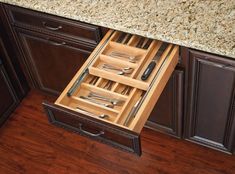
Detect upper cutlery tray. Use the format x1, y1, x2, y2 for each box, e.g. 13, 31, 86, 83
54, 30, 179, 133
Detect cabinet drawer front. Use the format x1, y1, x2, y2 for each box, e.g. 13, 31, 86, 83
5, 5, 101, 44
43, 102, 141, 155
44, 30, 179, 155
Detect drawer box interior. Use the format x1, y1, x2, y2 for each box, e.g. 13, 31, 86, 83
54, 30, 179, 133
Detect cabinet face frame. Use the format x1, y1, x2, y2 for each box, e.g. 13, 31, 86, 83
145, 68, 184, 138
183, 49, 235, 154
0, 62, 18, 126
13, 28, 94, 95
4, 4, 102, 45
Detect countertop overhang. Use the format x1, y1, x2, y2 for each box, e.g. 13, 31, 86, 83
1, 0, 235, 59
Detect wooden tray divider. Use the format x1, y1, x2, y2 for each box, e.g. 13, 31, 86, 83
94, 77, 103, 87
71, 96, 120, 114
81, 83, 128, 100
126, 35, 138, 46
88, 32, 119, 68
111, 31, 123, 42
89, 67, 149, 90
136, 44, 175, 83
114, 88, 137, 123
99, 54, 138, 68
109, 41, 147, 55
111, 82, 119, 92
131, 40, 160, 79
57, 97, 118, 123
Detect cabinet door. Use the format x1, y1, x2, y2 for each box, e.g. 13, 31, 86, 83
15, 28, 94, 95
184, 50, 235, 153
146, 68, 184, 138
0, 60, 18, 126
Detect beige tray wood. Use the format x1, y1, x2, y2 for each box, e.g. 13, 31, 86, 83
54, 29, 179, 133
129, 45, 179, 133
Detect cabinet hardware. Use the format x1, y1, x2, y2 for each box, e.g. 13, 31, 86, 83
47, 39, 66, 46
42, 21, 62, 31
78, 123, 104, 137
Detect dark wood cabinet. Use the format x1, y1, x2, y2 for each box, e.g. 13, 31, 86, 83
0, 59, 18, 126
15, 28, 94, 95
4, 4, 102, 96
146, 68, 184, 138
184, 49, 235, 154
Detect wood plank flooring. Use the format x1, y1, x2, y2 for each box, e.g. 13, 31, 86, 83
0, 90, 235, 174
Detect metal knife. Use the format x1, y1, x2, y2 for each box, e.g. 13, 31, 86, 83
141, 43, 169, 80
123, 96, 142, 126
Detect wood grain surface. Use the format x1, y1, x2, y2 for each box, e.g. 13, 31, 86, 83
0, 90, 235, 174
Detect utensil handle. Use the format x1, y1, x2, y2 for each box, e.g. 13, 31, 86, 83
141, 61, 156, 80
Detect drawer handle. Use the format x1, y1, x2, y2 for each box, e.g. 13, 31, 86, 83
42, 21, 62, 31
47, 39, 66, 46
78, 123, 104, 137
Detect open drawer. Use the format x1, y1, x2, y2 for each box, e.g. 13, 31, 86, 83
43, 30, 179, 156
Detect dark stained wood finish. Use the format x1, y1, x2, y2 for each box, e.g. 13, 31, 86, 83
0, 90, 235, 174
0, 4, 29, 99
146, 68, 184, 138
0, 60, 18, 126
5, 4, 102, 45
43, 102, 141, 155
15, 28, 94, 95
184, 49, 235, 154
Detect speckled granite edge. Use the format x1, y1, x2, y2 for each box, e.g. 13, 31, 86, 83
1, 0, 235, 59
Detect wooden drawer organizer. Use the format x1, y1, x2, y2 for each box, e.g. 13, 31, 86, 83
43, 30, 179, 155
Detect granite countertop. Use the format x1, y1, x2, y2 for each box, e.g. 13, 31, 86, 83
1, 0, 235, 58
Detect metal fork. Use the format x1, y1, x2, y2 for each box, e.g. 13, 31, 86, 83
103, 80, 114, 90
109, 51, 138, 63
121, 86, 132, 95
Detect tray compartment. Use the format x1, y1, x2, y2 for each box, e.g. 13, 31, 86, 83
43, 30, 179, 155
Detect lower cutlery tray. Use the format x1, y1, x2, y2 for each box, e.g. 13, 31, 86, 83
43, 30, 179, 155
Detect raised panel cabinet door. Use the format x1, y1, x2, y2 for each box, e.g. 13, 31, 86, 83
184, 50, 235, 153
15, 28, 94, 95
146, 68, 184, 138
0, 60, 18, 126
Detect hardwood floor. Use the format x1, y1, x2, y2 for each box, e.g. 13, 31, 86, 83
0, 90, 235, 174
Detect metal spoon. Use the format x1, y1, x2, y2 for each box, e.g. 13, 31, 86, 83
102, 64, 133, 74
109, 51, 138, 63
80, 96, 114, 108
88, 92, 125, 106
76, 107, 109, 119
